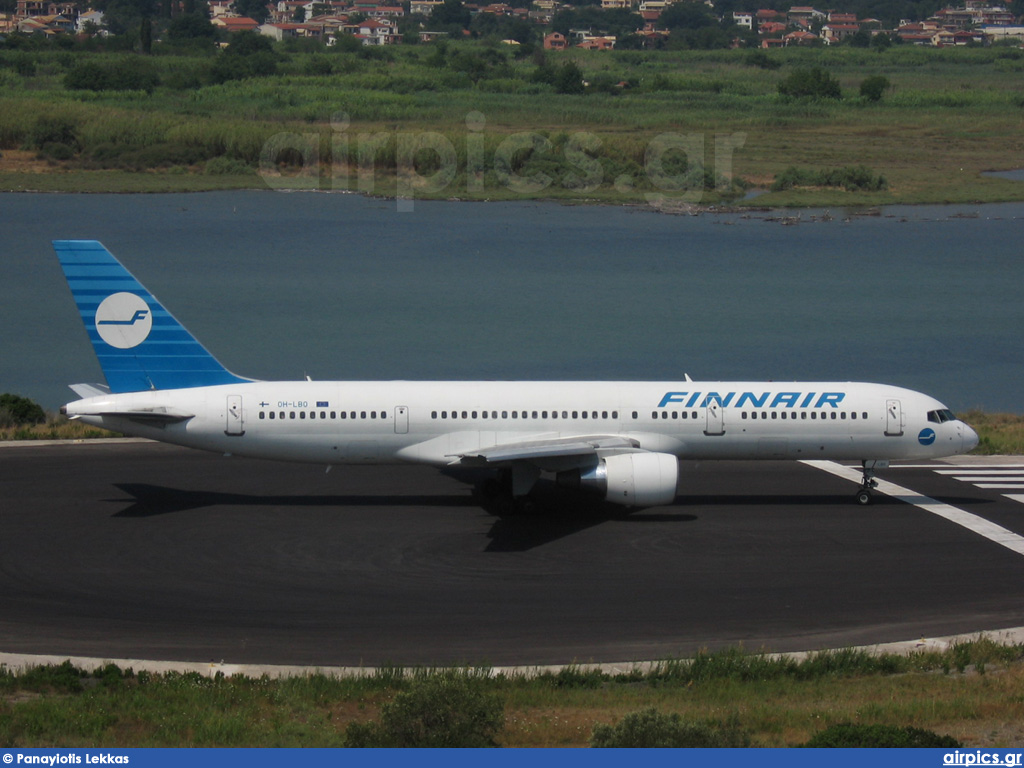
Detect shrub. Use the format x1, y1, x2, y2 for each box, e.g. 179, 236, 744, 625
554, 61, 585, 95
28, 115, 78, 151
778, 66, 841, 100
744, 50, 780, 70
64, 58, 159, 93
591, 709, 752, 748
345, 675, 504, 747
0, 394, 46, 426
804, 723, 961, 748
204, 156, 255, 175
772, 165, 886, 192
860, 75, 892, 102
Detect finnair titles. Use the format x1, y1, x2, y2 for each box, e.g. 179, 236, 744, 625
55, 240, 979, 509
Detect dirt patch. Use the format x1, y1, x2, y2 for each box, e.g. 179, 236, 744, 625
0, 149, 58, 174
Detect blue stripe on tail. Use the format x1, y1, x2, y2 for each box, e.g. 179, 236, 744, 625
54, 240, 250, 393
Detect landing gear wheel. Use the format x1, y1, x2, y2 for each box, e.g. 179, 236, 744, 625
855, 488, 874, 506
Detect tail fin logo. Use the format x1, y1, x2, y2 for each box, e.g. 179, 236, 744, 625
95, 292, 153, 349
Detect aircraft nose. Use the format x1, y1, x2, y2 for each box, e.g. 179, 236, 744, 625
961, 423, 979, 453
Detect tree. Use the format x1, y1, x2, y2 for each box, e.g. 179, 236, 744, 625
139, 15, 152, 53
554, 61, 584, 94
658, 2, 715, 30
429, 0, 470, 28
860, 74, 891, 102
230, 0, 269, 24
166, 13, 217, 41
0, 394, 46, 426
777, 66, 841, 100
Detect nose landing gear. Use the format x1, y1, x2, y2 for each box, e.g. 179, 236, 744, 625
855, 459, 887, 505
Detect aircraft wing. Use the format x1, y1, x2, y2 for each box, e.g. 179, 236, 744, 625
452, 435, 640, 466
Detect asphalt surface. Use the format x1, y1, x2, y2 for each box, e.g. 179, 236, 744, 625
3, 441, 1024, 667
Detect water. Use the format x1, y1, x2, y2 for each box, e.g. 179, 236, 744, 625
2, 191, 1022, 412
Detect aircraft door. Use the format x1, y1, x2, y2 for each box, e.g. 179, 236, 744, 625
704, 400, 725, 436
394, 405, 409, 434
225, 395, 245, 436
885, 399, 903, 436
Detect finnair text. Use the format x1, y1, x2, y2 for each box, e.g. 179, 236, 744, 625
657, 391, 847, 409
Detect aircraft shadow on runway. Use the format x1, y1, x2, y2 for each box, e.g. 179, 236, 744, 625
110, 483, 472, 517
108, 480, 699, 552
108, 480, 982, 553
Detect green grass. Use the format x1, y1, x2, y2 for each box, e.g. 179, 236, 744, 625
2, 44, 1024, 204
3, 641, 1024, 747
962, 410, 1024, 455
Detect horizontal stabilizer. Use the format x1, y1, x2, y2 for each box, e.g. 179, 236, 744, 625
69, 383, 110, 399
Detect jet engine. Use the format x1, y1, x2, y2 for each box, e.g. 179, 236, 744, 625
558, 452, 678, 507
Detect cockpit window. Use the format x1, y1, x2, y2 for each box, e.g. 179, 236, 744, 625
927, 409, 957, 423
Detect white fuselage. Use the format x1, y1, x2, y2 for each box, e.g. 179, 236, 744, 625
65, 380, 976, 466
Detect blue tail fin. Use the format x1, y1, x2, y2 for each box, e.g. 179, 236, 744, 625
54, 240, 250, 393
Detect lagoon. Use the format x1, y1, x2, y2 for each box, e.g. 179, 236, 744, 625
1, 191, 1022, 413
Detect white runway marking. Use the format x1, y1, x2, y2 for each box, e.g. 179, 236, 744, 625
803, 460, 1024, 558
930, 466, 1024, 503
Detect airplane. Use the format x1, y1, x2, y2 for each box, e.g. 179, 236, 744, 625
55, 240, 979, 509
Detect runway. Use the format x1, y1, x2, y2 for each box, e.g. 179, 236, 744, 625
3, 441, 1024, 667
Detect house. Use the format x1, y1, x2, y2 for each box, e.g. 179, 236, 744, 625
355, 17, 401, 44
409, 0, 443, 15
600, 0, 631, 9
543, 30, 565, 49
981, 25, 1024, 41
784, 29, 818, 45
213, 15, 261, 32
15, 0, 47, 18
576, 34, 614, 49
758, 21, 786, 37
364, 5, 405, 17
639, 10, 660, 31
260, 21, 325, 39
821, 23, 859, 41
755, 9, 784, 25
787, 6, 824, 26
760, 37, 784, 48
827, 12, 857, 25
75, 8, 103, 32
732, 11, 753, 29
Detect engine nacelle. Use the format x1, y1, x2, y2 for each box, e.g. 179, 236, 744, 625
558, 452, 678, 507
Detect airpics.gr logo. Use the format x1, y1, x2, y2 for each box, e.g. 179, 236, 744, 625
918, 427, 937, 446
95, 292, 153, 349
